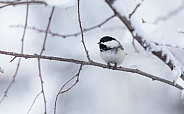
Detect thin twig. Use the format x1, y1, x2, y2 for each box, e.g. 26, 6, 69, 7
40, 7, 55, 55
77, 0, 91, 62
60, 64, 83, 93
0, 1, 46, 9
129, 0, 143, 18
11, 15, 115, 38
154, 1, 184, 24
37, 6, 55, 114
0, 59, 20, 104
0, 3, 29, 104
152, 41, 184, 50
54, 64, 83, 114
83, 15, 116, 32
37, 58, 47, 114
0, 50, 183, 90
27, 92, 42, 114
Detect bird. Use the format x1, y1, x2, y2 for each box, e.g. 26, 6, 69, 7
97, 36, 126, 67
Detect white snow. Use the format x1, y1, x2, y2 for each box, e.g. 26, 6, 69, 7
176, 78, 184, 88
130, 16, 184, 82
177, 42, 184, 49
44, 0, 76, 8
112, 0, 129, 18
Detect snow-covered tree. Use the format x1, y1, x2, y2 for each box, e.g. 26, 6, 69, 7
0, 0, 184, 114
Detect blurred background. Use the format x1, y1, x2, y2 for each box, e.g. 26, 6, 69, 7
0, 0, 184, 114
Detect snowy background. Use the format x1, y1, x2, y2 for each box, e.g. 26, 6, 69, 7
0, 0, 184, 114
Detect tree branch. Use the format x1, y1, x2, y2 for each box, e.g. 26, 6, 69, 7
0, 50, 183, 90
105, 0, 184, 80
0, 0, 46, 9
0, 3, 29, 104
27, 92, 42, 114
36, 6, 55, 114
77, 0, 92, 62
54, 64, 83, 114
129, 0, 143, 18
154, 1, 184, 24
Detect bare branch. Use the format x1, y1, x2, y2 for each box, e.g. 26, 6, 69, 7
40, 7, 55, 55
83, 15, 116, 32
11, 15, 115, 39
0, 59, 20, 104
154, 1, 184, 24
0, 0, 46, 9
77, 0, 92, 62
0, 3, 29, 104
0, 50, 183, 90
27, 92, 42, 114
54, 64, 83, 114
37, 58, 47, 114
60, 64, 83, 93
36, 6, 55, 114
129, 0, 143, 18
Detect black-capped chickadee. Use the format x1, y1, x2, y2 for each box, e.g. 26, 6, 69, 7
97, 36, 126, 67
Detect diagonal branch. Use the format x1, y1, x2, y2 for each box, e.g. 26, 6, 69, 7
27, 92, 42, 114
37, 6, 55, 114
105, 0, 184, 80
40, 7, 55, 55
154, 1, 184, 24
54, 64, 83, 114
0, 3, 29, 104
129, 0, 143, 18
77, 0, 92, 62
0, 50, 183, 90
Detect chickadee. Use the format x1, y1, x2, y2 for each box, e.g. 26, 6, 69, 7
97, 36, 126, 67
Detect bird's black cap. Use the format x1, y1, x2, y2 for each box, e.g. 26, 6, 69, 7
99, 36, 116, 43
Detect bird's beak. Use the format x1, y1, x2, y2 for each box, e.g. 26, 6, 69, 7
97, 42, 100, 44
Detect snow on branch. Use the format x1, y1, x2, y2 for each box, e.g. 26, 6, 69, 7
105, 0, 184, 85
